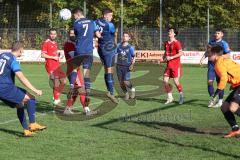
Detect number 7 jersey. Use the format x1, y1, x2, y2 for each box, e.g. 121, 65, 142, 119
73, 18, 98, 56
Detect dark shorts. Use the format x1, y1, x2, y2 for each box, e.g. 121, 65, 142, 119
207, 63, 220, 82
225, 86, 240, 104
72, 54, 93, 70
0, 85, 26, 108
116, 65, 131, 82
98, 47, 116, 68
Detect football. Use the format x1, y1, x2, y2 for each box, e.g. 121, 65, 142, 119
59, 8, 72, 20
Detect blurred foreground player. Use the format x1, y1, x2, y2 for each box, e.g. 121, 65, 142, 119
209, 45, 240, 138
162, 28, 184, 105
116, 32, 136, 100
0, 41, 46, 137
41, 28, 66, 105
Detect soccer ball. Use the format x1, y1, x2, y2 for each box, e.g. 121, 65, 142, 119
59, 8, 72, 20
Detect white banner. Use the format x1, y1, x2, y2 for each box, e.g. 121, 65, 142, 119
0, 49, 239, 64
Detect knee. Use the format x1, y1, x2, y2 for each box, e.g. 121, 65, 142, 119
208, 81, 213, 86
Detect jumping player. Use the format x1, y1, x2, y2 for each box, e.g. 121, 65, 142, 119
208, 45, 240, 138
0, 41, 46, 137
95, 8, 119, 103
116, 32, 136, 100
72, 8, 101, 107
200, 29, 231, 108
63, 29, 96, 115
41, 28, 66, 105
162, 28, 184, 105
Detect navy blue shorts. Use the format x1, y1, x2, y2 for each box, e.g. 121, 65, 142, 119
73, 53, 93, 70
0, 85, 26, 108
98, 47, 116, 68
116, 65, 131, 82
207, 63, 220, 82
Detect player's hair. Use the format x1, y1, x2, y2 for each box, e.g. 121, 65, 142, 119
123, 32, 131, 37
49, 28, 57, 33
11, 41, 24, 52
72, 7, 83, 15
168, 27, 178, 36
215, 28, 224, 33
102, 8, 113, 15
210, 45, 224, 56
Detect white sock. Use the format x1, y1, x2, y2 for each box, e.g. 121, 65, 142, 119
131, 88, 135, 92
218, 99, 223, 104
168, 93, 173, 99
84, 107, 91, 112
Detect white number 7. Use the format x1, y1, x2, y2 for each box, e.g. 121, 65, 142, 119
83, 24, 89, 36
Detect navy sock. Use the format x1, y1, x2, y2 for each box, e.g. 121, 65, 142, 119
208, 84, 214, 97
84, 77, 91, 96
26, 99, 36, 123
105, 73, 114, 94
17, 107, 28, 130
70, 72, 77, 86
223, 111, 238, 129
219, 90, 224, 99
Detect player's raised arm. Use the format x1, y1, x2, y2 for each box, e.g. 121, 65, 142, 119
15, 71, 42, 96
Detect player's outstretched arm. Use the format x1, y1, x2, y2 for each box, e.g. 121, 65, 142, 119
15, 71, 42, 96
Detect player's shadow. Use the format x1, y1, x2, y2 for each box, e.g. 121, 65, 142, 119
0, 128, 23, 137
36, 100, 55, 113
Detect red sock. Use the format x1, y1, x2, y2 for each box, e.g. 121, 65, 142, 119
67, 96, 77, 108
80, 94, 86, 108
164, 83, 172, 93
53, 83, 65, 100
177, 84, 183, 93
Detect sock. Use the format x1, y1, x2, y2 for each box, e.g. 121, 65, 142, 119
17, 107, 28, 130
70, 72, 77, 85
219, 90, 224, 99
67, 96, 77, 108
26, 99, 36, 123
168, 93, 173, 99
218, 99, 223, 105
80, 94, 86, 108
223, 111, 238, 129
104, 73, 114, 95
84, 78, 91, 97
177, 84, 183, 93
235, 108, 240, 117
84, 106, 90, 112
208, 84, 214, 97
125, 81, 133, 90
232, 125, 239, 131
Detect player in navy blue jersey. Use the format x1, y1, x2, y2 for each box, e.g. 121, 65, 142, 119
0, 41, 46, 137
95, 8, 119, 103
72, 8, 101, 111
116, 32, 136, 100
200, 29, 231, 108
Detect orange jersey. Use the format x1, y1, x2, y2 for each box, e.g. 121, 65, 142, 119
215, 56, 240, 90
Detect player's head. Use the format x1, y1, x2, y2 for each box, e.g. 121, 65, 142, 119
102, 8, 113, 22
214, 28, 224, 41
72, 7, 84, 20
208, 45, 223, 61
168, 27, 178, 38
49, 28, 57, 40
123, 32, 131, 43
11, 41, 24, 57
68, 29, 75, 42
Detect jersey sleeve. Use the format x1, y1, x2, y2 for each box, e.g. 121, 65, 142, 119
130, 46, 135, 57
222, 41, 231, 54
108, 22, 115, 33
41, 41, 48, 54
93, 21, 99, 32
10, 58, 21, 73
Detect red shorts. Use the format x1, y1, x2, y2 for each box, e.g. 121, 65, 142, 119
46, 67, 66, 80
164, 66, 182, 78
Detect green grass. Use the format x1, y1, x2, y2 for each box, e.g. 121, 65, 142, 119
0, 63, 239, 160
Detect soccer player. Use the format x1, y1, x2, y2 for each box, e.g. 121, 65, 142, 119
63, 29, 96, 115
41, 28, 66, 105
0, 41, 46, 137
200, 29, 231, 108
208, 45, 240, 138
72, 8, 101, 107
162, 28, 184, 105
116, 32, 136, 100
95, 8, 119, 103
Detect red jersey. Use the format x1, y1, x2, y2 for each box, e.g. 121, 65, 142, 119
164, 40, 182, 68
42, 39, 59, 73
64, 40, 75, 61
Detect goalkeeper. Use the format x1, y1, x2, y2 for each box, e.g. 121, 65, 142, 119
209, 45, 240, 138
116, 32, 136, 100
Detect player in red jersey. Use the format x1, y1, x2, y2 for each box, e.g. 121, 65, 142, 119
41, 28, 66, 105
63, 29, 97, 116
162, 28, 184, 104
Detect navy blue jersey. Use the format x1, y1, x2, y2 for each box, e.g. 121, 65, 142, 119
74, 18, 98, 55
116, 43, 135, 66
0, 52, 21, 85
208, 39, 230, 66
95, 18, 115, 51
